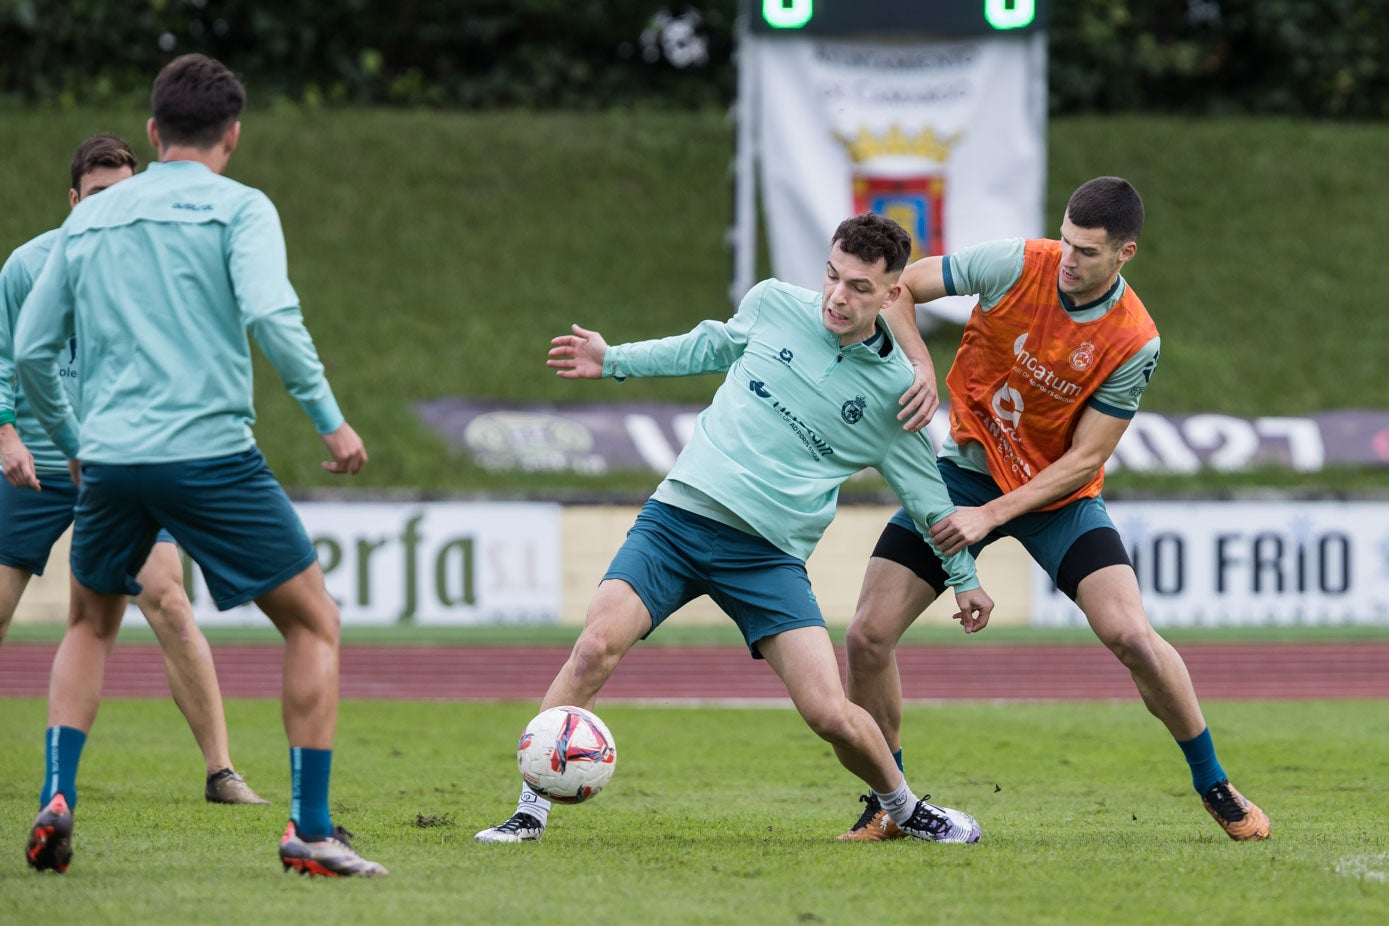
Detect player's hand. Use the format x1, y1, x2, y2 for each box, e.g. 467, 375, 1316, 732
896, 362, 939, 433
951, 586, 994, 634
547, 324, 608, 380
67, 457, 80, 488
0, 428, 41, 490
321, 421, 367, 475
929, 506, 999, 557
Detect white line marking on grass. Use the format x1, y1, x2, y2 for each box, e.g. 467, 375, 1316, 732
1334, 853, 1389, 882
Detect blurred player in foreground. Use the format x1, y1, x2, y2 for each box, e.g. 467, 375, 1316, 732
838, 177, 1270, 842
475, 213, 993, 846
15, 55, 384, 876
0, 132, 265, 808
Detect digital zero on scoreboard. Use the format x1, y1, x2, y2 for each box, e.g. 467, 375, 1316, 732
752, 0, 1047, 35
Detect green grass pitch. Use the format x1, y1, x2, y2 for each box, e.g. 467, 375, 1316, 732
2, 696, 1386, 923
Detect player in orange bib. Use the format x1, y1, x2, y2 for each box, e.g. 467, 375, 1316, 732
836, 177, 1270, 843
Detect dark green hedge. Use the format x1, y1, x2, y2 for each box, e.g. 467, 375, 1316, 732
1048, 0, 1389, 118
2, 0, 1386, 116
0, 0, 739, 109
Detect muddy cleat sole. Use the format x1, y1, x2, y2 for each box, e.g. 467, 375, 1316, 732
279, 821, 388, 877
1202, 780, 1270, 841
206, 768, 271, 805
474, 811, 545, 843
899, 796, 981, 844
836, 794, 907, 842
26, 793, 74, 873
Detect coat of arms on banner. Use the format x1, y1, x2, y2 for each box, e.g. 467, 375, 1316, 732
837, 126, 960, 261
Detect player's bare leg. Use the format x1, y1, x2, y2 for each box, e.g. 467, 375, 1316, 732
844, 556, 941, 753
761, 625, 980, 844
136, 543, 266, 803
477, 578, 651, 844
0, 564, 34, 646
27, 582, 125, 872
1076, 564, 1205, 738
539, 579, 652, 711
761, 625, 903, 790
1078, 563, 1269, 840
48, 581, 127, 731
136, 544, 231, 772
257, 563, 386, 875
255, 563, 340, 749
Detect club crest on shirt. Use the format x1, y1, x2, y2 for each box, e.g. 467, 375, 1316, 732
1069, 341, 1096, 372
837, 126, 957, 262
841, 395, 867, 425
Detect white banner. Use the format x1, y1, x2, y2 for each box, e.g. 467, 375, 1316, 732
743, 32, 1047, 322
1031, 501, 1389, 627
127, 501, 561, 627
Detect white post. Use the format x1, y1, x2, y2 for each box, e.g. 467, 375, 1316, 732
728, 15, 759, 309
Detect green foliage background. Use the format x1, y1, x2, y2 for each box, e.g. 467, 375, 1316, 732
3, 1, 1389, 116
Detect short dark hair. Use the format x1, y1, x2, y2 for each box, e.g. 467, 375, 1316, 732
1065, 176, 1145, 244
831, 213, 912, 274
69, 133, 137, 193
151, 53, 246, 148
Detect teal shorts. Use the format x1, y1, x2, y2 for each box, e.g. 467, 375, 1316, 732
882, 458, 1131, 599
71, 448, 315, 610
604, 499, 824, 659
0, 471, 173, 576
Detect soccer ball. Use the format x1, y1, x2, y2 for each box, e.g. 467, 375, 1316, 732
517, 705, 617, 804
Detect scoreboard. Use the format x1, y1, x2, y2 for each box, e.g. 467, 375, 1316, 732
750, 0, 1047, 36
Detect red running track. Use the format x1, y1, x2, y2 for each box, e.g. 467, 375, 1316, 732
1, 642, 1386, 701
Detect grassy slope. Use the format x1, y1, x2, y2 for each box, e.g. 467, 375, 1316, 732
3, 109, 1388, 497
0, 697, 1385, 924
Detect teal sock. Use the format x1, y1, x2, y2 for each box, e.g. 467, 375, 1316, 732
1176, 728, 1227, 794
892, 749, 904, 773
290, 747, 333, 838
41, 725, 87, 809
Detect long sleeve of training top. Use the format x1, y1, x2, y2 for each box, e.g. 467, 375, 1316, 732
1, 230, 82, 471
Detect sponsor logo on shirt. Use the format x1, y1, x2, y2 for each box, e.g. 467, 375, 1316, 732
777, 348, 794, 365
171, 202, 214, 212
1013, 332, 1082, 401
747, 378, 835, 461
981, 385, 1032, 479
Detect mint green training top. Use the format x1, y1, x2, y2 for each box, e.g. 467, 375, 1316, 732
14, 159, 342, 464
602, 278, 978, 591
0, 229, 76, 473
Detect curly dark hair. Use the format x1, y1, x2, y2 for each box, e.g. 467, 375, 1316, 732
831, 213, 912, 274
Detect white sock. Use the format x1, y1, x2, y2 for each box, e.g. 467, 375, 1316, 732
518, 783, 551, 826
872, 777, 919, 827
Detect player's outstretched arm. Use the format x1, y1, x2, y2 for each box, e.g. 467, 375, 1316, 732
547, 324, 608, 380
320, 421, 367, 475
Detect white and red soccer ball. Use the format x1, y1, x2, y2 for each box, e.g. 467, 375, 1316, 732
517, 705, 617, 804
